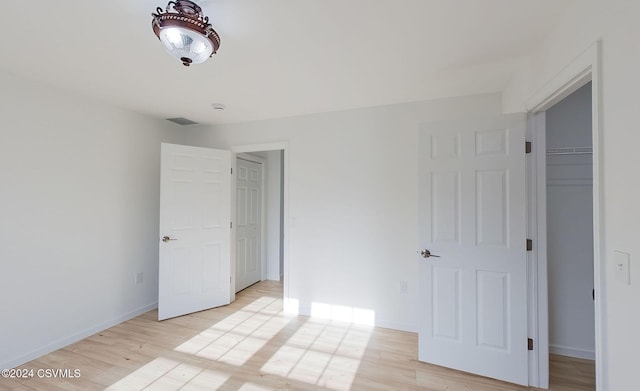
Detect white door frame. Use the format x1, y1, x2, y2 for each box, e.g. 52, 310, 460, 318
525, 41, 604, 389
236, 153, 268, 288
230, 142, 289, 304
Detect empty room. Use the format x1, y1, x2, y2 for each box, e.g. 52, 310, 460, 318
0, 1, 638, 390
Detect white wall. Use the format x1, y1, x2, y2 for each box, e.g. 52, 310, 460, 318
546, 83, 595, 359
504, 1, 640, 388
186, 93, 504, 331
0, 69, 184, 369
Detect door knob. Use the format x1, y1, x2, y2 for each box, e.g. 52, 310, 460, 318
161, 236, 177, 243
418, 249, 440, 258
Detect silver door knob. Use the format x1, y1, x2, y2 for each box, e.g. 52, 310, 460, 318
418, 249, 440, 258
161, 236, 177, 243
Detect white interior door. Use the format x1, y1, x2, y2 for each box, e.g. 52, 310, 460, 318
159, 143, 231, 321
418, 115, 528, 385
235, 157, 262, 292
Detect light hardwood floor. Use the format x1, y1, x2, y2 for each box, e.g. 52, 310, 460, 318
1, 281, 594, 390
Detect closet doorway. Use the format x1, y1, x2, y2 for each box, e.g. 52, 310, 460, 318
526, 43, 602, 389
545, 82, 595, 361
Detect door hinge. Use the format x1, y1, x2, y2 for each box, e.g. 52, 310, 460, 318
526, 239, 533, 251
231, 167, 233, 174
230, 222, 233, 229
525, 141, 532, 154
528, 338, 534, 351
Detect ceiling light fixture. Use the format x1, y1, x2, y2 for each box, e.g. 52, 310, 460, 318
152, 0, 220, 66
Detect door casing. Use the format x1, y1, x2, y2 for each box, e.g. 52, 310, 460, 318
525, 41, 604, 389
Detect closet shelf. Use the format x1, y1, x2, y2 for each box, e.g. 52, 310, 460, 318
547, 147, 592, 155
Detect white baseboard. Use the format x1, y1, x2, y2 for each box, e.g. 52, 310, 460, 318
549, 344, 595, 360
1, 302, 157, 370
374, 319, 417, 333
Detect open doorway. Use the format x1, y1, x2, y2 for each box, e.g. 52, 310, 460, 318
545, 83, 595, 364
230, 143, 287, 303
234, 151, 284, 293
526, 42, 602, 390
530, 82, 597, 389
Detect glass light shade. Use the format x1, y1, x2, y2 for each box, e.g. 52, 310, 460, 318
159, 27, 213, 65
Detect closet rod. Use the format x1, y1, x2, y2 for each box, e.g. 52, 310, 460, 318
546, 147, 592, 155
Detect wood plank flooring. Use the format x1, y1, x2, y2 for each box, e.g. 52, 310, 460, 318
0, 281, 594, 390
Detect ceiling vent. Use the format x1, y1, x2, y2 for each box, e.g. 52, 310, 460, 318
166, 117, 198, 125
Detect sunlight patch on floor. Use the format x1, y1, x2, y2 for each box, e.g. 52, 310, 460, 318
106, 358, 222, 390
107, 289, 375, 391
182, 368, 232, 389
261, 317, 373, 391
174, 296, 290, 366
142, 363, 205, 390
237, 383, 274, 391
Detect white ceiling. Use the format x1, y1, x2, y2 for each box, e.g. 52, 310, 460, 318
0, 0, 573, 125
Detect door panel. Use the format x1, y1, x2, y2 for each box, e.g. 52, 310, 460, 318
418, 115, 528, 385
431, 171, 460, 244
159, 143, 231, 321
476, 270, 509, 350
432, 266, 461, 341
476, 170, 508, 246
